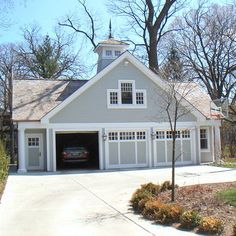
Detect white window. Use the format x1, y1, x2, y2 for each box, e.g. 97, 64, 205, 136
121, 82, 133, 104
200, 128, 208, 149
110, 92, 118, 104
120, 132, 135, 140
115, 50, 121, 56
136, 92, 144, 104
107, 80, 146, 108
156, 131, 165, 139
109, 132, 118, 141
105, 50, 112, 57
137, 131, 146, 140
182, 130, 190, 138
166, 130, 180, 139
28, 137, 39, 147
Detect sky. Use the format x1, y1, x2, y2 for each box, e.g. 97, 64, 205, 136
0, 0, 111, 44
0, 0, 231, 76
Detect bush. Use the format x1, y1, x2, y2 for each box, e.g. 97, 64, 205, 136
140, 182, 161, 195
142, 199, 164, 220
160, 181, 172, 192
180, 210, 201, 229
0, 140, 9, 181
232, 223, 236, 236
198, 216, 224, 235
130, 182, 161, 212
130, 188, 154, 212
155, 202, 183, 224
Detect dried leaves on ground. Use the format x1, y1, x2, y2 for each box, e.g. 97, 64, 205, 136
158, 182, 236, 236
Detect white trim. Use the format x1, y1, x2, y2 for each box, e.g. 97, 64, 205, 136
46, 129, 50, 171
25, 133, 44, 171
200, 127, 210, 152
98, 129, 104, 170
41, 52, 206, 123
211, 127, 215, 162
18, 128, 27, 173
52, 130, 56, 171
107, 80, 147, 109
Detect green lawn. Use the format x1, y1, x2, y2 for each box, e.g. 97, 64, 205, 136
217, 188, 236, 207
212, 158, 236, 168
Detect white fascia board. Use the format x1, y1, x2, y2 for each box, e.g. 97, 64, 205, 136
41, 50, 206, 124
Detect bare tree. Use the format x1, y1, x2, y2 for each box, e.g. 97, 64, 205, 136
160, 47, 195, 201
108, 0, 185, 72
0, 44, 20, 162
59, 0, 184, 73
15, 26, 84, 80
173, 2, 236, 104
59, 0, 99, 50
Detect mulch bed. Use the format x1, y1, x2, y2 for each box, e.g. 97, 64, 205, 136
158, 182, 236, 235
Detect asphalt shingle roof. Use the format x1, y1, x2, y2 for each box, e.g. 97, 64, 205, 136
12, 79, 88, 121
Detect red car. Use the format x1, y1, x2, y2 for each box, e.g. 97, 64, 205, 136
61, 146, 90, 163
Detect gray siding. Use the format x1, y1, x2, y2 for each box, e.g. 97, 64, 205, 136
50, 60, 197, 123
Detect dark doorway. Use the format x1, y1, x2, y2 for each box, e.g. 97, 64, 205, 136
56, 132, 99, 170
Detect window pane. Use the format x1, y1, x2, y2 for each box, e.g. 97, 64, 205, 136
106, 50, 112, 56
156, 131, 165, 139
121, 83, 133, 104
110, 92, 118, 104
136, 92, 144, 104
109, 132, 118, 141
115, 50, 121, 56
200, 129, 208, 149
137, 131, 146, 140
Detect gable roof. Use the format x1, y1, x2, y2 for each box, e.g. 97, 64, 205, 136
13, 51, 218, 123
41, 51, 206, 123
12, 79, 87, 121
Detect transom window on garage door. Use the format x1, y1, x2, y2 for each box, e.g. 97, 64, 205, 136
156, 130, 190, 140
108, 131, 146, 141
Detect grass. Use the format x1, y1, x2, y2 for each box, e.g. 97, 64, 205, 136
212, 158, 236, 168
217, 188, 236, 207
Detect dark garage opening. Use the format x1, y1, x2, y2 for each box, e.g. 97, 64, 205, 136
56, 132, 99, 170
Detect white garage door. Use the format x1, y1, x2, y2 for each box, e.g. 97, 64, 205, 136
154, 129, 193, 166
106, 130, 148, 169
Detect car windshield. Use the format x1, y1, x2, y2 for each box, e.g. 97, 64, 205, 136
64, 147, 85, 151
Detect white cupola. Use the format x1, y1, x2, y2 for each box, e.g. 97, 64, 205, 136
94, 22, 129, 73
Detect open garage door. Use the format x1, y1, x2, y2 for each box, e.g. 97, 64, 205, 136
56, 132, 99, 170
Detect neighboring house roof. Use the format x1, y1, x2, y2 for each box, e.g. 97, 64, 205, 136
12, 79, 88, 121
177, 82, 222, 119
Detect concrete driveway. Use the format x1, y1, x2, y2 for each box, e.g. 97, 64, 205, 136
1, 165, 236, 236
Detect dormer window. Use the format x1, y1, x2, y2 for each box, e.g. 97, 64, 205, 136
106, 50, 112, 57
115, 50, 121, 56
107, 80, 147, 109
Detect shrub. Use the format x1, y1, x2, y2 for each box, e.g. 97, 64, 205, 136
198, 216, 224, 235
155, 202, 183, 224
232, 223, 236, 236
0, 140, 9, 181
140, 182, 161, 195
142, 199, 164, 220
130, 188, 153, 212
130, 182, 161, 212
160, 181, 172, 192
180, 210, 201, 229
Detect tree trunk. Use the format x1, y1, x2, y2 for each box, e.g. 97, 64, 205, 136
148, 32, 158, 72
171, 136, 176, 202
